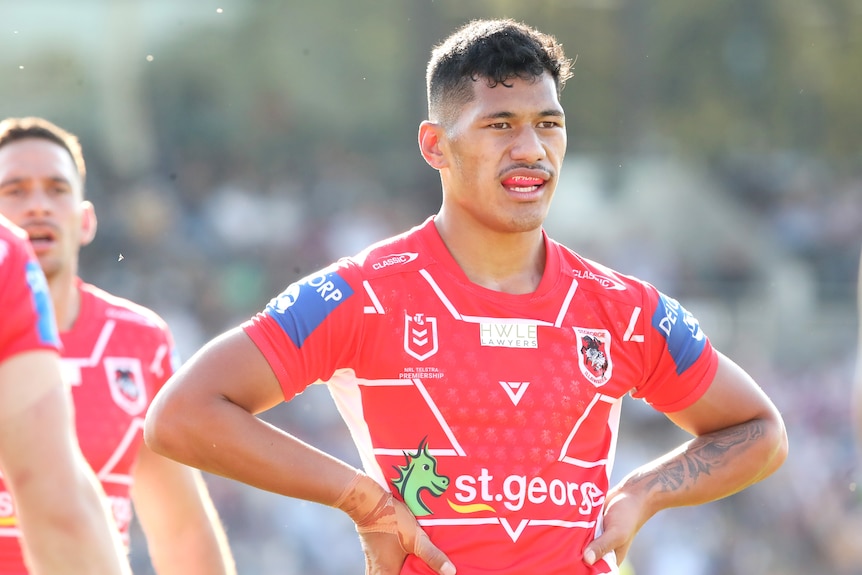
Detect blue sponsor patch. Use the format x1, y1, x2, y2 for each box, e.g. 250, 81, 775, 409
651, 292, 706, 375
264, 269, 354, 348
25, 261, 60, 346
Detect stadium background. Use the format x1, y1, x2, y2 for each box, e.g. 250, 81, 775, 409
2, 1, 860, 573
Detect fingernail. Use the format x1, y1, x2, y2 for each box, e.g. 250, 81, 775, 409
442, 561, 456, 575
584, 549, 596, 565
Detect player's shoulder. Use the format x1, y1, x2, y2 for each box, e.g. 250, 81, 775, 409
348, 219, 435, 280
79, 281, 170, 332
554, 240, 652, 304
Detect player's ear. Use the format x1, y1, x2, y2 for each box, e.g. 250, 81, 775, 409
418, 121, 449, 170
80, 200, 97, 246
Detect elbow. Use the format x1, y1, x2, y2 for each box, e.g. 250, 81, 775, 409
143, 389, 188, 463
760, 409, 789, 479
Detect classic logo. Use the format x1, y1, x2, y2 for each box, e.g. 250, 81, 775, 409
391, 439, 450, 516
103, 357, 147, 415
371, 252, 419, 271
404, 313, 438, 361
574, 328, 613, 386
572, 269, 626, 291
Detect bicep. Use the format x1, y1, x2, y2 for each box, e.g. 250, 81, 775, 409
0, 351, 78, 477
0, 350, 67, 423
157, 327, 284, 416
665, 351, 782, 437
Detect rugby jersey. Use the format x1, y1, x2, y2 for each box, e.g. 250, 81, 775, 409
244, 216, 718, 575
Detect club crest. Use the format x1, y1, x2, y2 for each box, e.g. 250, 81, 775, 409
574, 328, 613, 387
104, 357, 147, 415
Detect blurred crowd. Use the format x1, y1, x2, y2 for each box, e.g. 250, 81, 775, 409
3, 3, 859, 573
75, 150, 861, 575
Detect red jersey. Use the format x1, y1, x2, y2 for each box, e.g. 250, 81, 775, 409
244, 217, 718, 575
0, 278, 180, 573
0, 217, 59, 362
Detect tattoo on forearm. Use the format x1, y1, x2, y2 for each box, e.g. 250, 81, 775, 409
643, 420, 765, 493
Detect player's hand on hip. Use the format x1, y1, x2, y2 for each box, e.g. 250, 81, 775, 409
583, 486, 648, 568
335, 471, 456, 575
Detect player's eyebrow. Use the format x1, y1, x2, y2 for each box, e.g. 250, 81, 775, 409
0, 175, 72, 186
538, 109, 565, 118
478, 109, 565, 121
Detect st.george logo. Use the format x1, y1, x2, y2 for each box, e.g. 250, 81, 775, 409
391, 438, 450, 516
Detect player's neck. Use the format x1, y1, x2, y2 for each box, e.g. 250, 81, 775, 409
433, 214, 546, 295
46, 269, 81, 332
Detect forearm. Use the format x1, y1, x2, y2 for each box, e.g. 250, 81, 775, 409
619, 416, 786, 517
16, 458, 130, 574
136, 465, 237, 575
149, 526, 235, 575
1, 380, 130, 575
143, 329, 457, 575
145, 392, 357, 507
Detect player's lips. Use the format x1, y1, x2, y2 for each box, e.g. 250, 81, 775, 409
23, 224, 58, 253
500, 169, 550, 195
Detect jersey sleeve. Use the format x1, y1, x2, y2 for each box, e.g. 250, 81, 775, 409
0, 231, 60, 363
630, 284, 718, 413
242, 260, 364, 400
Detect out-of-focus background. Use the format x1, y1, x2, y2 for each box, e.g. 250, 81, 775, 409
2, 1, 860, 573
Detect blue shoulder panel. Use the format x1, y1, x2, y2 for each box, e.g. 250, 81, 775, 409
264, 269, 354, 348
651, 292, 707, 375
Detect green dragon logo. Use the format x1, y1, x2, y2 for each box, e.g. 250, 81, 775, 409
391, 438, 450, 516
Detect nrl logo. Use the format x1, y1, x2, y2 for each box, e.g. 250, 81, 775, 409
404, 313, 438, 361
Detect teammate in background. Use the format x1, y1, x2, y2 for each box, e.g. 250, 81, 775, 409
145, 19, 788, 575
0, 117, 236, 575
0, 214, 131, 574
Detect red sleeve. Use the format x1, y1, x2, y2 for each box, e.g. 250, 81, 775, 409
242, 260, 364, 400
0, 226, 60, 363
631, 284, 719, 413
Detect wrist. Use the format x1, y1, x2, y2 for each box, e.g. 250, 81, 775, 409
614, 471, 662, 523
332, 470, 391, 527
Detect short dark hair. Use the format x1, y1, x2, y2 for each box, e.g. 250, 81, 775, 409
0, 117, 87, 185
426, 19, 574, 125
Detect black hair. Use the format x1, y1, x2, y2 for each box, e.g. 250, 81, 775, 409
0, 117, 87, 186
426, 19, 574, 124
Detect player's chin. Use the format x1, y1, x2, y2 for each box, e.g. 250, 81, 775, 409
502, 212, 547, 233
